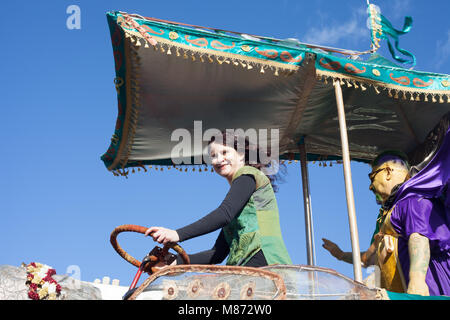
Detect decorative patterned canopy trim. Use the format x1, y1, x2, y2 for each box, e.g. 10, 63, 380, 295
117, 12, 304, 75
316, 55, 450, 103
101, 11, 450, 178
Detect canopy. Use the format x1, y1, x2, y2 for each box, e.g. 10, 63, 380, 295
101, 11, 450, 176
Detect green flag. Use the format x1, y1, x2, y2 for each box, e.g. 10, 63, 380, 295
367, 3, 416, 67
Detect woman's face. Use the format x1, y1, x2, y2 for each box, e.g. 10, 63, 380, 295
208, 142, 245, 182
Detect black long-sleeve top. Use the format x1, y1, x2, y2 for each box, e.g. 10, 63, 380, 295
175, 174, 256, 264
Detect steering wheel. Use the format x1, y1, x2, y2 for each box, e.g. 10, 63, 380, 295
110, 224, 190, 271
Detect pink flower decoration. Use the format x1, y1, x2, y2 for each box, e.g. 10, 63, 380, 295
28, 290, 39, 300
25, 262, 62, 300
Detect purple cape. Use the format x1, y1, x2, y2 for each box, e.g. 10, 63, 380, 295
394, 126, 450, 206
389, 127, 450, 296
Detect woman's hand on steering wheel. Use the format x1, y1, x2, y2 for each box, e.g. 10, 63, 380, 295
145, 226, 180, 245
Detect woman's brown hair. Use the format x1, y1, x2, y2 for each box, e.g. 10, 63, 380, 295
208, 130, 284, 192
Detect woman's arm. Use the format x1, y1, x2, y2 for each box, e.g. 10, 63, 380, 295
176, 230, 230, 265
175, 174, 256, 242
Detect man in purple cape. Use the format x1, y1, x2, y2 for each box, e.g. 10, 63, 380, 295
368, 125, 449, 296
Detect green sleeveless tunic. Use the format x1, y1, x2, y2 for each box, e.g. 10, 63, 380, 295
222, 166, 292, 266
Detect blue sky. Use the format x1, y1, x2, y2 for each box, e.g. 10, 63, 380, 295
2, 0, 449, 287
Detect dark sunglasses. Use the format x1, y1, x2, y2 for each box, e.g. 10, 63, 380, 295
368, 167, 390, 183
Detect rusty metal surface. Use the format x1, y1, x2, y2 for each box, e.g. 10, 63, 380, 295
110, 224, 149, 268
128, 264, 287, 300
110, 224, 190, 269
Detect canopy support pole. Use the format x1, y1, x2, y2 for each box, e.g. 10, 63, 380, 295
333, 80, 363, 283
298, 140, 315, 266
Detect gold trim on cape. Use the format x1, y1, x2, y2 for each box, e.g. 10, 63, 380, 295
376, 206, 407, 293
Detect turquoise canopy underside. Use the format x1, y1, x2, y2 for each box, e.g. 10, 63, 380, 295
101, 11, 450, 173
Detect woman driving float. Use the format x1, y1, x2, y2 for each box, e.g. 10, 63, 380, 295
145, 131, 292, 267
